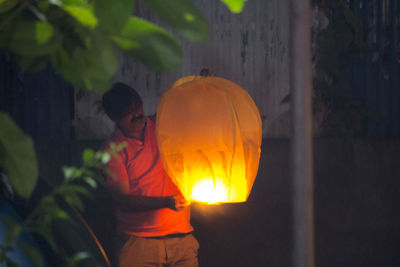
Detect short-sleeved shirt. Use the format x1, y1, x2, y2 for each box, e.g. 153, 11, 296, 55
104, 116, 193, 237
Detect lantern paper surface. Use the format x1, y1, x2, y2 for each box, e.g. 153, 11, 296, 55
156, 76, 262, 204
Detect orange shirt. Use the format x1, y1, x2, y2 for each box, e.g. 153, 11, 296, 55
104, 116, 193, 237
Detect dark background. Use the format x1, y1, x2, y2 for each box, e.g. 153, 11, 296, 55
1, 0, 400, 266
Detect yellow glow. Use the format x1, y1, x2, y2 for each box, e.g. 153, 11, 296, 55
191, 178, 229, 204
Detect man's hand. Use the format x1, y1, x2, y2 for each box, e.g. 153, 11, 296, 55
166, 195, 190, 211
109, 181, 191, 212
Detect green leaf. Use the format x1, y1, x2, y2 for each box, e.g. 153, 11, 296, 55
110, 141, 126, 152
15, 55, 49, 73
0, 113, 38, 199
0, 0, 18, 13
51, 31, 118, 91
57, 184, 90, 196
55, 208, 70, 219
66, 251, 90, 267
2, 215, 22, 244
64, 193, 84, 210
82, 148, 94, 164
100, 151, 110, 164
38, 0, 50, 11
94, 0, 134, 32
111, 36, 139, 49
28, 225, 57, 250
61, 0, 86, 5
63, 166, 75, 180
49, 0, 63, 6
221, 0, 248, 13
143, 0, 208, 43
84, 176, 97, 188
63, 5, 98, 28
51, 47, 82, 86
72, 251, 90, 262
18, 241, 44, 267
73, 168, 83, 178
112, 17, 182, 71
36, 22, 53, 44
8, 20, 61, 56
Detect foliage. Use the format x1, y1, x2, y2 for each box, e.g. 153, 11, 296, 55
221, 0, 248, 13
0, 144, 123, 266
0, 113, 38, 199
0, 0, 247, 92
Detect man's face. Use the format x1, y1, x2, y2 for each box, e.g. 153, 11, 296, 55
117, 103, 146, 139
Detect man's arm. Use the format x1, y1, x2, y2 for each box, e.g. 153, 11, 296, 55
108, 179, 188, 212
103, 142, 188, 213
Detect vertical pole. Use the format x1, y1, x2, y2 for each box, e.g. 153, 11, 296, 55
290, 0, 315, 266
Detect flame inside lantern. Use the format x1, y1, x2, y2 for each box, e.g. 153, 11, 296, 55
191, 178, 229, 204
191, 177, 247, 204
156, 76, 262, 205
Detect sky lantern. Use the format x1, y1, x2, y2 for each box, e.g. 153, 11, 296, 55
156, 75, 262, 204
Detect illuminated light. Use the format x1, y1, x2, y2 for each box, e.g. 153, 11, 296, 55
157, 76, 262, 205
191, 178, 229, 204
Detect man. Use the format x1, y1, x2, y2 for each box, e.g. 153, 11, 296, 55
101, 82, 199, 267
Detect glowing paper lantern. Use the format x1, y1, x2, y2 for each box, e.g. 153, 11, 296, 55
156, 76, 262, 204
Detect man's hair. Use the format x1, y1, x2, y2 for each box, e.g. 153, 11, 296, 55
102, 82, 143, 121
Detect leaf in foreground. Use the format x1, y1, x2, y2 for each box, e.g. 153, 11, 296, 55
143, 0, 208, 43
221, 0, 248, 13
0, 113, 38, 199
18, 241, 44, 267
51, 31, 118, 91
8, 20, 61, 56
113, 17, 182, 71
94, 0, 134, 32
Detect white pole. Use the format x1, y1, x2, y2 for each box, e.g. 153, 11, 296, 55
290, 0, 315, 266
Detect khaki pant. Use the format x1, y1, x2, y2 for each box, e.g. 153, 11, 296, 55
118, 234, 199, 267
